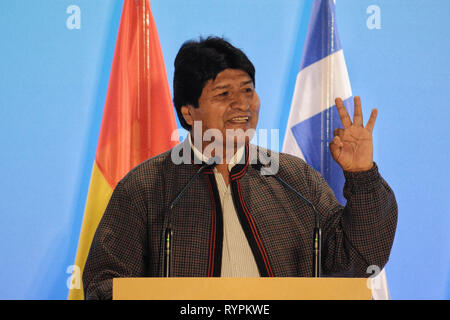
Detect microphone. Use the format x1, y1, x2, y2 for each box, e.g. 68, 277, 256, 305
162, 156, 220, 277
252, 163, 322, 278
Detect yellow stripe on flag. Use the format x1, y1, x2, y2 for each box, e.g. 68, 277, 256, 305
68, 162, 113, 300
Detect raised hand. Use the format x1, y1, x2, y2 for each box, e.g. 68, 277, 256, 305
329, 96, 377, 172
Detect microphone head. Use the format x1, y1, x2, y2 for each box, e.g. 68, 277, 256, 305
251, 162, 275, 176
251, 162, 264, 171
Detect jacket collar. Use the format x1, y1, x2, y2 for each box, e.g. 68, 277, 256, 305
182, 134, 250, 179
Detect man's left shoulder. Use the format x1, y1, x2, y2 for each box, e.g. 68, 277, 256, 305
249, 144, 315, 178
250, 143, 308, 165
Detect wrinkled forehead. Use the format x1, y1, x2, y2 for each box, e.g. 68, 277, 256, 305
203, 68, 253, 89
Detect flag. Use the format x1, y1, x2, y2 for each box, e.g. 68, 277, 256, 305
282, 0, 390, 300
68, 0, 179, 300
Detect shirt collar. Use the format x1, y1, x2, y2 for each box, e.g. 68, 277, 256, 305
187, 133, 245, 172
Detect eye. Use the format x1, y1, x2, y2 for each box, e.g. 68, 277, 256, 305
216, 91, 229, 97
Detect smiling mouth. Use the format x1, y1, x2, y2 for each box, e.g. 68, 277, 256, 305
229, 116, 249, 123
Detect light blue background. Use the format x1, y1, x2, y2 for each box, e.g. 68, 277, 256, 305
0, 0, 448, 299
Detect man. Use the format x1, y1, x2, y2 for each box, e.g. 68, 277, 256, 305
83, 37, 397, 300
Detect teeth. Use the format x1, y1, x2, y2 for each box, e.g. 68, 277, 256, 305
231, 117, 248, 122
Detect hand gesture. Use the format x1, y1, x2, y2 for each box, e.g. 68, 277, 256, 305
330, 96, 377, 172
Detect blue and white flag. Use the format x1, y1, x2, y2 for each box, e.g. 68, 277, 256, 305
282, 0, 390, 300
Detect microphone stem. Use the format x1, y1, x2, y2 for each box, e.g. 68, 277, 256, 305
164, 228, 172, 277
313, 227, 322, 277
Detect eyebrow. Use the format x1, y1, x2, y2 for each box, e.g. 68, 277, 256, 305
211, 80, 254, 91
211, 84, 230, 91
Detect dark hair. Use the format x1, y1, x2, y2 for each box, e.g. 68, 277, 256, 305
173, 36, 256, 131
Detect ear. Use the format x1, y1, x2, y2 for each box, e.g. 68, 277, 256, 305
180, 105, 194, 126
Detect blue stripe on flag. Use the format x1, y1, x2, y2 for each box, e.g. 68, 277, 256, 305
290, 97, 353, 205
299, 0, 342, 71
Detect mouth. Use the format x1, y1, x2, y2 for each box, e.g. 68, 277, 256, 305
229, 116, 249, 123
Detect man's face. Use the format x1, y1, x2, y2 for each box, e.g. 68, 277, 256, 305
181, 68, 260, 153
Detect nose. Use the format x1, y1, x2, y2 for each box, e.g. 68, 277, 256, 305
230, 93, 250, 111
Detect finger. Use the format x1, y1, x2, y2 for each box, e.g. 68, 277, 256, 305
365, 108, 378, 133
333, 128, 344, 137
353, 96, 363, 127
329, 136, 343, 161
335, 97, 352, 129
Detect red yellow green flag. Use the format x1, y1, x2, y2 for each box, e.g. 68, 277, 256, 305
68, 0, 178, 300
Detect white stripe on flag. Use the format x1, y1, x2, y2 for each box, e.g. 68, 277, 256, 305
282, 50, 352, 156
